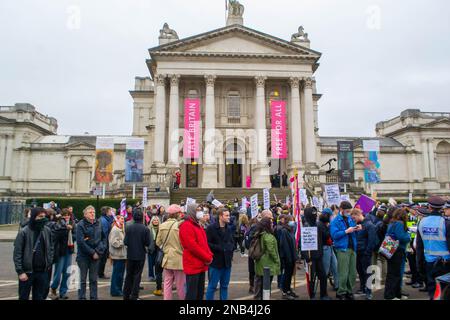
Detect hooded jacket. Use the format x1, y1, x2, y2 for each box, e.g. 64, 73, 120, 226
179, 204, 213, 275
13, 208, 54, 275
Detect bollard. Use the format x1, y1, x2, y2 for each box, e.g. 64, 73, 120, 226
263, 267, 271, 300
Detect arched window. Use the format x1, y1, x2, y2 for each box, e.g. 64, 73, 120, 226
436, 141, 450, 184
227, 90, 240, 123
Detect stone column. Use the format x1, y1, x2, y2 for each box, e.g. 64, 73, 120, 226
303, 77, 316, 166
0, 135, 5, 176
289, 77, 302, 169
168, 74, 180, 167
153, 74, 167, 167
202, 75, 218, 188
428, 139, 436, 178
4, 135, 14, 177
252, 76, 271, 188
422, 139, 430, 178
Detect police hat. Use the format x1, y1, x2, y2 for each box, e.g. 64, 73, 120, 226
417, 207, 430, 216
445, 201, 450, 209
427, 196, 446, 209
377, 205, 388, 213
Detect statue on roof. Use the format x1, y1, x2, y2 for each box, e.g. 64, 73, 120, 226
159, 23, 179, 40
228, 0, 244, 17
291, 26, 309, 42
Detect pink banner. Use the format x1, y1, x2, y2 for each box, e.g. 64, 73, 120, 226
271, 100, 287, 159
184, 98, 200, 159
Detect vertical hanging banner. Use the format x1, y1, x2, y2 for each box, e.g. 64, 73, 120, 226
95, 137, 114, 183
125, 137, 144, 183
337, 141, 355, 183
184, 99, 200, 160
363, 140, 381, 183
270, 100, 287, 159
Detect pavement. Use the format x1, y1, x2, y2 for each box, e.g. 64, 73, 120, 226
0, 241, 430, 301
0, 225, 19, 243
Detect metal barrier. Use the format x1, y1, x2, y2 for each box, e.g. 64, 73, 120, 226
0, 202, 26, 225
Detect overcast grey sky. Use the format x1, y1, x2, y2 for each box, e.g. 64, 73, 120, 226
1, 0, 449, 137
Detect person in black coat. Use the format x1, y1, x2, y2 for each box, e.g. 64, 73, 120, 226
302, 207, 330, 300
276, 214, 298, 299
351, 208, 378, 300
75, 205, 106, 300
205, 207, 235, 300
13, 207, 54, 300
123, 208, 152, 300
282, 172, 288, 188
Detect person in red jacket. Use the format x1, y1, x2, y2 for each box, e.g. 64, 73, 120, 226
179, 203, 213, 300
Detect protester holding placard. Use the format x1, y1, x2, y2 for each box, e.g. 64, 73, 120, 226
319, 208, 339, 291
302, 207, 330, 300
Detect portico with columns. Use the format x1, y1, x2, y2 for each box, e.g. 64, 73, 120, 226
143, 20, 322, 189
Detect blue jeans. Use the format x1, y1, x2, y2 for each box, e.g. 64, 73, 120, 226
110, 259, 126, 296
322, 245, 339, 289
206, 267, 232, 300
51, 251, 73, 296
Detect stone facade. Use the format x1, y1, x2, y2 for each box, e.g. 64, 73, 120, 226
1, 10, 449, 199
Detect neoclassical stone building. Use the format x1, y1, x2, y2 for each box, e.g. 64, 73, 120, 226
1, 6, 449, 200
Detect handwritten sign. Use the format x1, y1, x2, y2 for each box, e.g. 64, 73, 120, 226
325, 184, 341, 206
263, 188, 270, 210
301, 227, 318, 251
186, 197, 196, 206
250, 194, 258, 218
212, 199, 223, 208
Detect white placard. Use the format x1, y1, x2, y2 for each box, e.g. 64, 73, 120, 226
250, 194, 259, 218
263, 188, 270, 210
212, 199, 223, 208
312, 196, 320, 208
92, 187, 102, 196
409, 192, 413, 204
96, 137, 114, 150
340, 194, 351, 204
126, 137, 145, 150
301, 227, 318, 251
286, 196, 290, 205
186, 197, 196, 205
142, 187, 148, 208
319, 197, 324, 212
363, 140, 380, 152
325, 184, 341, 206
43, 203, 51, 209
241, 197, 247, 211
299, 189, 308, 205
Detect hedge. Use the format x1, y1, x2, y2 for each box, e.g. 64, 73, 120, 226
25, 198, 140, 220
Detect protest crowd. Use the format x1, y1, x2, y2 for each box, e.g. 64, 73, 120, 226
12, 190, 450, 301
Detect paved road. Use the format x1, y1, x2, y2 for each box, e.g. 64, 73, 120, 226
0, 242, 429, 300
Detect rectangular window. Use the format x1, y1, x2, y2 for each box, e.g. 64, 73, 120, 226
227, 94, 240, 123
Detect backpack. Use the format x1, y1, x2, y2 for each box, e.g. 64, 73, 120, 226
249, 232, 264, 261
244, 225, 256, 250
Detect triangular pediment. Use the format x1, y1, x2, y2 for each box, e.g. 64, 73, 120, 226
65, 141, 95, 150
149, 25, 321, 59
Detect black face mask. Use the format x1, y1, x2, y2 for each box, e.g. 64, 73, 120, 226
34, 217, 48, 231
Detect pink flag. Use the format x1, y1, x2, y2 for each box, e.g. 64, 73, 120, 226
271, 100, 287, 159
184, 99, 200, 159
